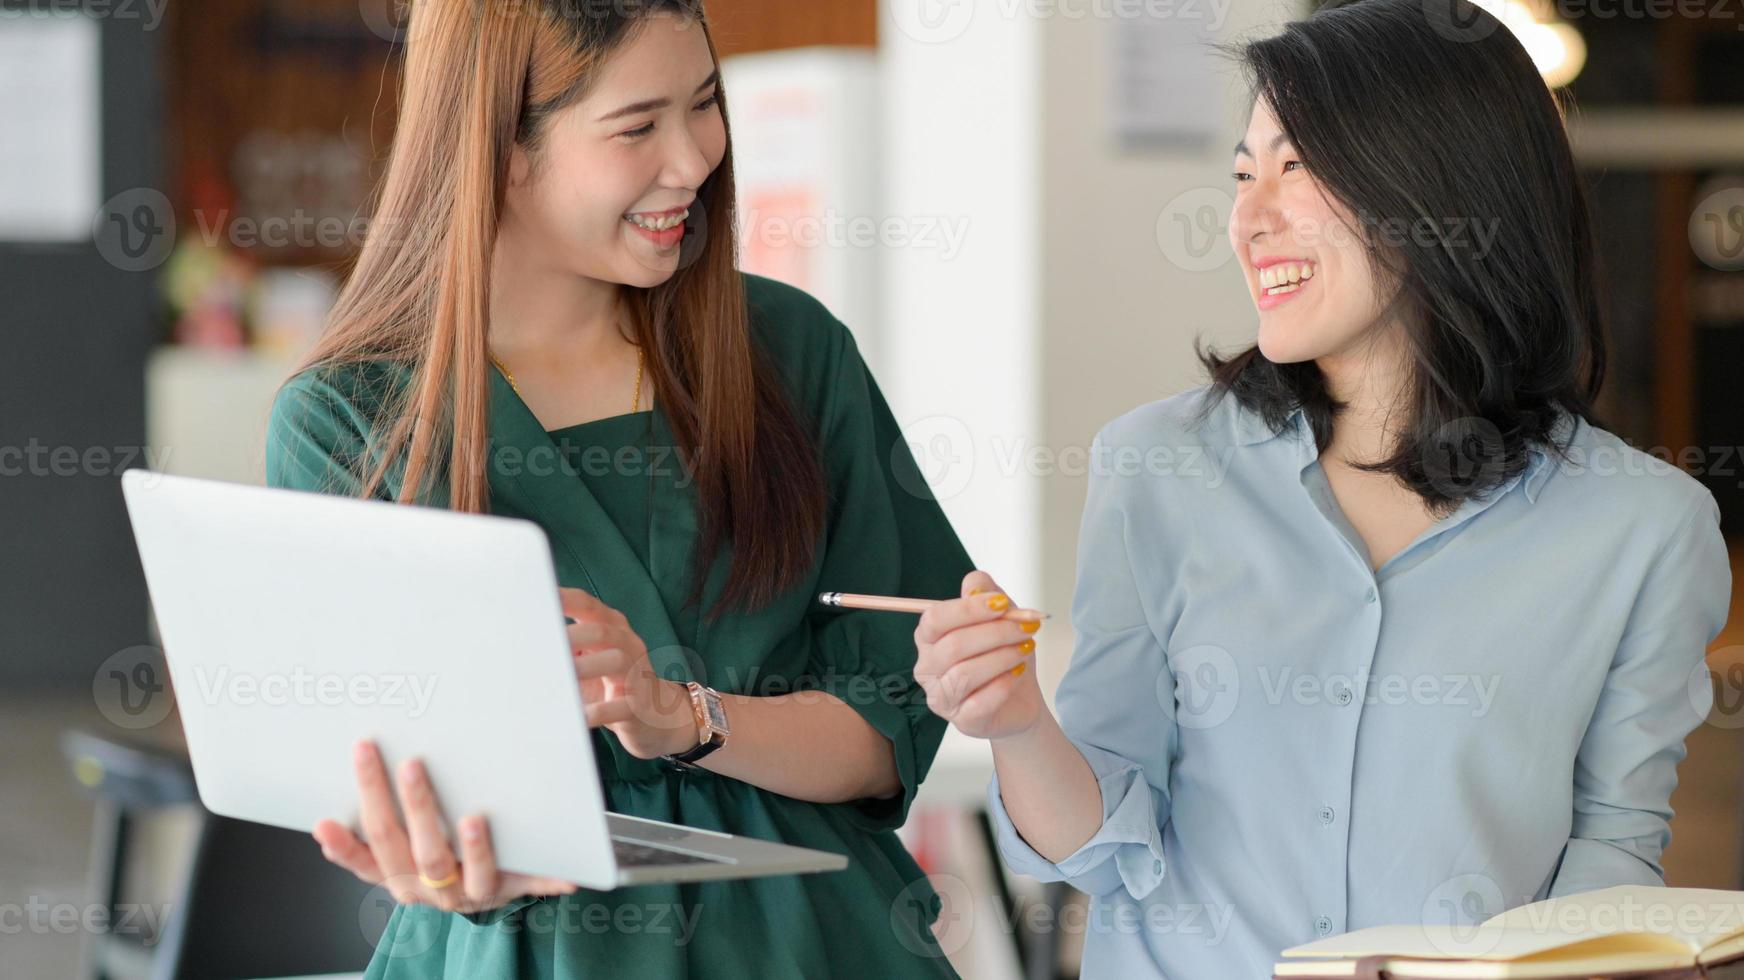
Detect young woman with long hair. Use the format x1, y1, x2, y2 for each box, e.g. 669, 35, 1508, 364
265, 1, 976, 975
914, 1, 1731, 976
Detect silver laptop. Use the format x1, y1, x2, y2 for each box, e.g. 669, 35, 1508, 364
118, 469, 847, 889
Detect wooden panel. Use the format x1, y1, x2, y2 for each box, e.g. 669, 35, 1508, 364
704, 0, 875, 56
163, 0, 874, 271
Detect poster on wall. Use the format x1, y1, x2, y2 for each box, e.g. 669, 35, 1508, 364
720, 47, 880, 363
0, 11, 102, 243
1108, 9, 1222, 152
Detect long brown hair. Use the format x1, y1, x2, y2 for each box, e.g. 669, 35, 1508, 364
290, 0, 826, 618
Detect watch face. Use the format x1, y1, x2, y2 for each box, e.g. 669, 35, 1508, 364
701, 689, 729, 735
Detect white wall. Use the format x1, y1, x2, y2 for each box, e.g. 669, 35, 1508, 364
1034, 0, 1305, 696
879, 0, 1306, 699
880, 0, 1045, 611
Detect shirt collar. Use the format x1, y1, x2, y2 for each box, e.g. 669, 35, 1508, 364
1228, 398, 1306, 447
1522, 410, 1578, 504
1227, 396, 1578, 505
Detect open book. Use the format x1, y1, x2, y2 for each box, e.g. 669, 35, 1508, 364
1275, 886, 1744, 978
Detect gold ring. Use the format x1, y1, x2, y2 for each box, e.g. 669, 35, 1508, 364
419, 869, 461, 889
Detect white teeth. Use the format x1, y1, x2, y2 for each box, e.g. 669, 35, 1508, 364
627, 208, 689, 231
1265, 282, 1301, 296
1258, 260, 1314, 290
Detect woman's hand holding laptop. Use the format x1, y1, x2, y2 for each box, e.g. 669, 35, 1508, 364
309, 586, 692, 913
310, 739, 579, 913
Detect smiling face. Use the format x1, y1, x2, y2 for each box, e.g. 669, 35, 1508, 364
1228, 97, 1392, 367
500, 12, 726, 290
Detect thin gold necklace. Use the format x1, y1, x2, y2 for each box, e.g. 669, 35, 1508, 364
488, 345, 645, 414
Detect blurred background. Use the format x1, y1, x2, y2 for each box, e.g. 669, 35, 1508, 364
2, 0, 1742, 977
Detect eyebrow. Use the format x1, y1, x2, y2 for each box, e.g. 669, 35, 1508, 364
595, 71, 720, 123
1233, 132, 1292, 157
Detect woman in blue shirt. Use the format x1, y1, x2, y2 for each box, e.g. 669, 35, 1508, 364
913, 1, 1732, 977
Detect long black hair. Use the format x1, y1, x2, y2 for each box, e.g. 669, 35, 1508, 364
1199, 0, 1607, 513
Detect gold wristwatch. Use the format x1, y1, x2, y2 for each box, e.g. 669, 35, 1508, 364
661, 681, 729, 771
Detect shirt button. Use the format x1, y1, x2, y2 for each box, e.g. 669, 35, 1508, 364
1318, 805, 1336, 826
1153, 859, 1164, 875
1332, 685, 1353, 705
1363, 586, 1377, 603
1315, 915, 1334, 936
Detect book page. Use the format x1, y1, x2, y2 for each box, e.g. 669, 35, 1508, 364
1280, 922, 1670, 962
1483, 887, 1744, 952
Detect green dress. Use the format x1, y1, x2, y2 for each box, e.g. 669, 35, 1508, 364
264, 274, 973, 979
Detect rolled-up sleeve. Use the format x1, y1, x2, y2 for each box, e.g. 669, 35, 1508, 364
987, 429, 1175, 900
1550, 492, 1731, 896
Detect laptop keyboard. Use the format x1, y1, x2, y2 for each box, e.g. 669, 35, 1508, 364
612, 838, 731, 867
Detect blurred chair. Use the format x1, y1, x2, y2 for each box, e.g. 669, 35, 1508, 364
61, 729, 385, 980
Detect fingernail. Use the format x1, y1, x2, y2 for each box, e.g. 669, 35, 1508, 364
986, 594, 1010, 612
1018, 619, 1040, 634
353, 741, 374, 765
462, 819, 482, 842
968, 587, 984, 596
1011, 663, 1027, 677
1019, 639, 1035, 655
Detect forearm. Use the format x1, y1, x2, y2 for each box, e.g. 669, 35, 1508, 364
682, 685, 903, 805
990, 711, 1104, 863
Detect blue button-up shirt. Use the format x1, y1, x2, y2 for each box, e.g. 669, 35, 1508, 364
987, 384, 1731, 979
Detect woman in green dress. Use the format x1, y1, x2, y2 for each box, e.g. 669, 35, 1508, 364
262, 1, 1019, 976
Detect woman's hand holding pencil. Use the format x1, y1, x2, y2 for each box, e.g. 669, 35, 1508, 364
905, 570, 1049, 740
